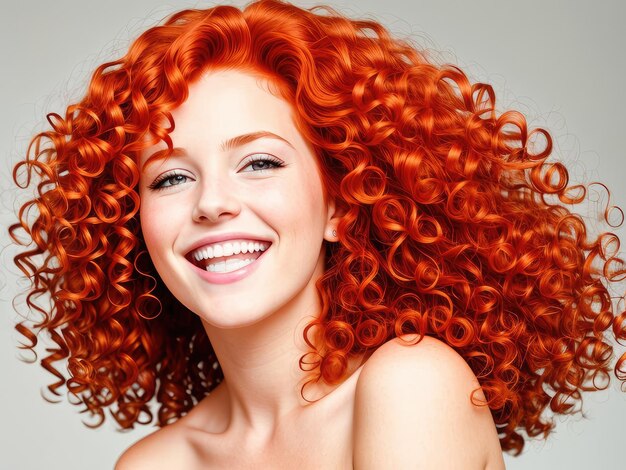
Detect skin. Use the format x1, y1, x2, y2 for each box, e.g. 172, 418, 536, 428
116, 69, 505, 469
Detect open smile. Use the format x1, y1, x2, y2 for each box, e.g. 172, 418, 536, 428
186, 239, 271, 279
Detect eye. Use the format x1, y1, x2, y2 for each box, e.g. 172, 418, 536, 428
148, 171, 193, 190
240, 154, 285, 173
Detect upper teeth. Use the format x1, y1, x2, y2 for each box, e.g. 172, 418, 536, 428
192, 240, 269, 261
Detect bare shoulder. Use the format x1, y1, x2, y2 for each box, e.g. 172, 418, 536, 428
115, 386, 228, 470
353, 335, 505, 470
356, 334, 482, 391
115, 421, 194, 470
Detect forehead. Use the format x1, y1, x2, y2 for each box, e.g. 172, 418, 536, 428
139, 69, 312, 164
170, 70, 297, 142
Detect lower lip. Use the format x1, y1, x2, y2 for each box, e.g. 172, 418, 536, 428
191, 248, 268, 285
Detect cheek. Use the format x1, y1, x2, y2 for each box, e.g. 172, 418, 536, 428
299, 175, 328, 226
290, 179, 328, 255
265, 175, 327, 229
139, 196, 181, 258
139, 206, 162, 263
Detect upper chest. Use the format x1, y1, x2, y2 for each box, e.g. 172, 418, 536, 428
183, 373, 362, 469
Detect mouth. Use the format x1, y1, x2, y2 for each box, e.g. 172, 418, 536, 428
186, 239, 271, 274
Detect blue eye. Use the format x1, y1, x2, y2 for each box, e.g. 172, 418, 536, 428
149, 172, 191, 190
241, 154, 285, 172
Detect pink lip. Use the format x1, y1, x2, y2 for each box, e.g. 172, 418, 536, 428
185, 232, 272, 285
190, 247, 269, 285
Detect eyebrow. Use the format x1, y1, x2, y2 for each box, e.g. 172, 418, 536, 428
142, 130, 294, 171
220, 130, 295, 152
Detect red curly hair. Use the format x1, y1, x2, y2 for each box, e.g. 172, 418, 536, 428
10, 0, 626, 454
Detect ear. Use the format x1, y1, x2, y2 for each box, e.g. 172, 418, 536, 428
324, 197, 347, 242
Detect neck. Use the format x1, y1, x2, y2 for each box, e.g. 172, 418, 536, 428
201, 277, 324, 432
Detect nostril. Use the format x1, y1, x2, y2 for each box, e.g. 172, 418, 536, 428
191, 188, 242, 223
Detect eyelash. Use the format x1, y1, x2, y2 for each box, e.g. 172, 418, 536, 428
241, 154, 285, 172
147, 154, 285, 190
148, 171, 190, 190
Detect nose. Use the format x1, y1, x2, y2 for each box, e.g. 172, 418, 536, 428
192, 175, 241, 223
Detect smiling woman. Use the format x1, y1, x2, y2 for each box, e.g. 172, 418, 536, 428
8, 1, 626, 469
139, 70, 337, 331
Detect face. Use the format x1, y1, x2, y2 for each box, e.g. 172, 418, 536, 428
139, 69, 337, 329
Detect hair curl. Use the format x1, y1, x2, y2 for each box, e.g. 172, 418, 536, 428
10, 0, 626, 454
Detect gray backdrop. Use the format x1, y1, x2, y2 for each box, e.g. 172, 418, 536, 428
1, 1, 624, 469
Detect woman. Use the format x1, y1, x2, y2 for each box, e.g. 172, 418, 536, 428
9, 1, 625, 468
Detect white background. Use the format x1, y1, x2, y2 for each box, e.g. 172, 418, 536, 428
1, 1, 625, 469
